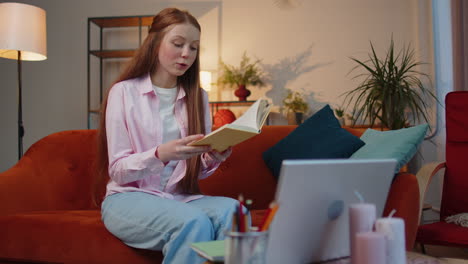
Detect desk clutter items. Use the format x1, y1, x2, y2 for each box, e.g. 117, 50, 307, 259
190, 240, 225, 262
191, 196, 278, 264
375, 211, 406, 264
349, 191, 406, 264
225, 195, 276, 264
354, 232, 386, 264
322, 252, 444, 264
349, 194, 377, 264
225, 230, 269, 264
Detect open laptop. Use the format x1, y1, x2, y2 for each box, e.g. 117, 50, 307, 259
265, 159, 397, 264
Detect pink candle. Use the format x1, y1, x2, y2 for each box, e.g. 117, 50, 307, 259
349, 203, 376, 264
355, 232, 386, 264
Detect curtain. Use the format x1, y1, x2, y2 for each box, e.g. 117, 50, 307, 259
451, 0, 468, 91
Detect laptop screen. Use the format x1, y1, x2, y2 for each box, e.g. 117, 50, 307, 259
266, 159, 397, 264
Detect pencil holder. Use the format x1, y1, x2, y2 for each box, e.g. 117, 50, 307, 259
224, 230, 269, 264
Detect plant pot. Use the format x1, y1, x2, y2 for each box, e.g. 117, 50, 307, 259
234, 84, 251, 101
337, 117, 345, 126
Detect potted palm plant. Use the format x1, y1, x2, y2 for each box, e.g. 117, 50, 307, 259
343, 37, 437, 130
283, 89, 309, 124
218, 52, 265, 101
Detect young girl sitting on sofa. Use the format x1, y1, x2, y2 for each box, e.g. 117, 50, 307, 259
96, 7, 236, 264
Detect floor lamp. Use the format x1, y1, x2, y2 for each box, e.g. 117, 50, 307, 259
0, 3, 47, 160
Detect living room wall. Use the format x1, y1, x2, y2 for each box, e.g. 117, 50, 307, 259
0, 0, 447, 209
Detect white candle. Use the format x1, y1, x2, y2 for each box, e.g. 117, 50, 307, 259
349, 203, 376, 264
375, 217, 406, 264
355, 232, 386, 264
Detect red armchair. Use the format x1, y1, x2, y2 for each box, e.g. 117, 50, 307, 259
416, 91, 468, 250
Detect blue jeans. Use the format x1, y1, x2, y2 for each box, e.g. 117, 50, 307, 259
101, 192, 239, 264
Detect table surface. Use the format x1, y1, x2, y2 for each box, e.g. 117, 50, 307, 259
323, 252, 467, 264
204, 252, 468, 264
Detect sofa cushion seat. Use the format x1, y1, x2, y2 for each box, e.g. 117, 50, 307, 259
0, 209, 268, 264
0, 210, 163, 264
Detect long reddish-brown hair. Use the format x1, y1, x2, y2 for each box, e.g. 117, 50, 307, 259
94, 8, 205, 205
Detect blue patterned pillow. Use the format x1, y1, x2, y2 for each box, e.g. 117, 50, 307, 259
262, 105, 365, 179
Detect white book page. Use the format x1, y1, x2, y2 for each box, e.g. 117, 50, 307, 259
256, 100, 271, 128
231, 99, 263, 129
224, 124, 258, 133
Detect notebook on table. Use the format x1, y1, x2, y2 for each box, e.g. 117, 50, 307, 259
266, 159, 397, 264
191, 240, 225, 262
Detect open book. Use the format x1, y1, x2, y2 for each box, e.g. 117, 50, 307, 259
189, 99, 271, 152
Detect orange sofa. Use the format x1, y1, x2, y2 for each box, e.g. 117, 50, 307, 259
0, 126, 419, 264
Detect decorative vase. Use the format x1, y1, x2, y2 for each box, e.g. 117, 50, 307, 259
234, 84, 251, 101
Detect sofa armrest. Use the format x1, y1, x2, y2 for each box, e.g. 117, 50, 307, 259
0, 130, 99, 215
383, 172, 420, 250
0, 157, 48, 215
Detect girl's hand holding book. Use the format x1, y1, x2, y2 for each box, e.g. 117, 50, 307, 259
156, 134, 211, 162
206, 147, 232, 162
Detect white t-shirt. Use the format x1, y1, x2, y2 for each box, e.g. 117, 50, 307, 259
154, 85, 180, 189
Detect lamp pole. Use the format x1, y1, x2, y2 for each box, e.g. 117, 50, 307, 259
17, 50, 24, 159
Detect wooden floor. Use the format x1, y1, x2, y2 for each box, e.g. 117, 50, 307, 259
413, 244, 468, 260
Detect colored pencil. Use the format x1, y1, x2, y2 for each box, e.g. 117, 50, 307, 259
238, 194, 245, 232
260, 202, 279, 231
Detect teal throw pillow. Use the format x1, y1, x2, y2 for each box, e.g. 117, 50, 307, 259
350, 124, 429, 173
262, 105, 365, 179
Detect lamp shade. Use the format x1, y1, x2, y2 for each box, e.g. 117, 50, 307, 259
0, 2, 47, 61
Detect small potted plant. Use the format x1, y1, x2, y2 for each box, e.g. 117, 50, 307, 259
334, 107, 345, 126
283, 89, 309, 124
343, 37, 438, 130
218, 51, 265, 101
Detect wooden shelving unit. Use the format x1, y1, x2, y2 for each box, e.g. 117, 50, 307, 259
89, 50, 135, 58
87, 15, 153, 128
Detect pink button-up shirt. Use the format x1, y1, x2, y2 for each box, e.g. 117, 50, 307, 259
105, 73, 219, 202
